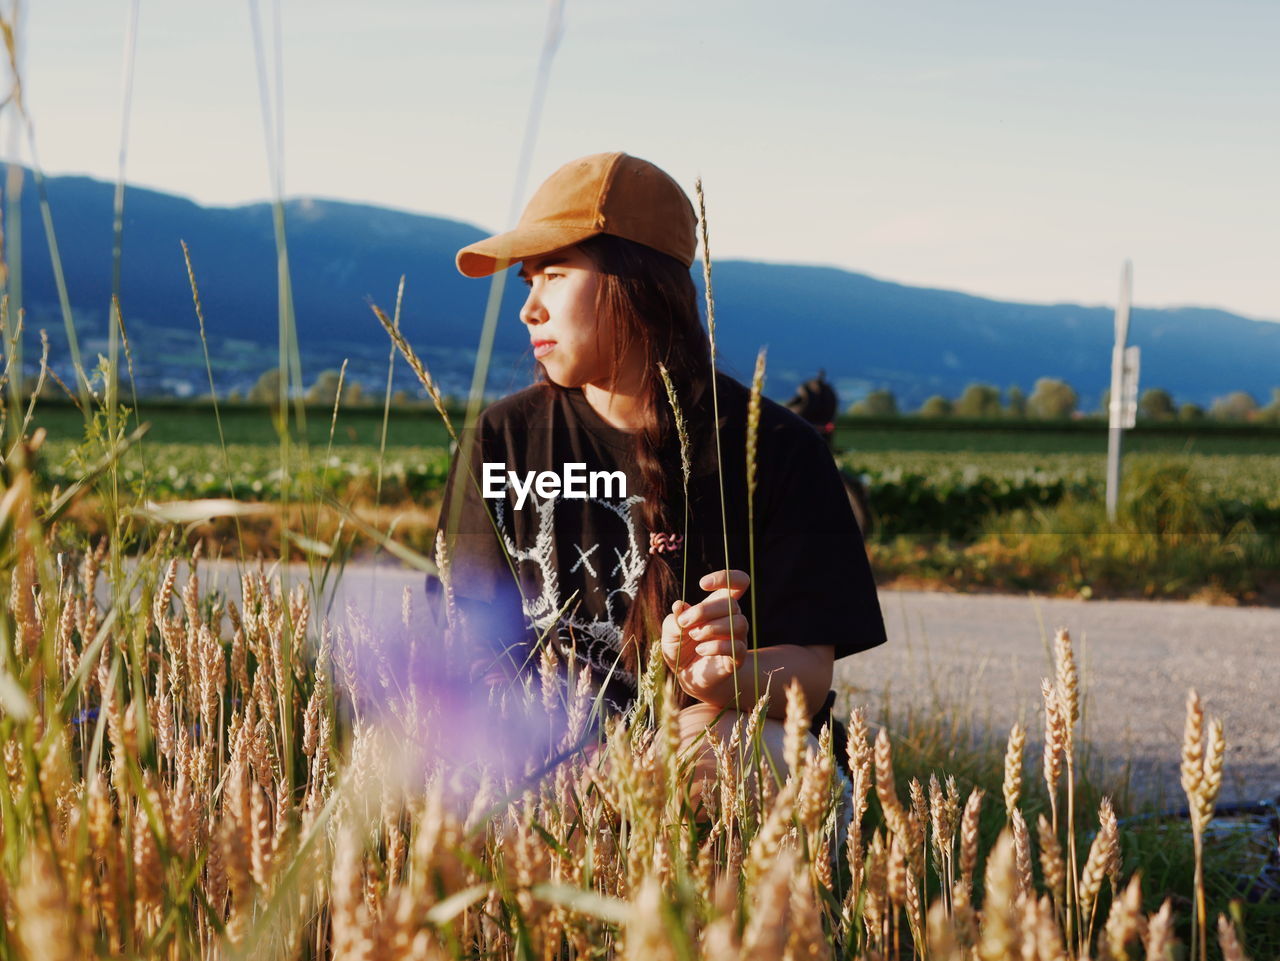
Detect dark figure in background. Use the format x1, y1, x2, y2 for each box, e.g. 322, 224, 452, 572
785, 371, 875, 538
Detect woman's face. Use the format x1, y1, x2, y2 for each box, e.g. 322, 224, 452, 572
518, 245, 621, 390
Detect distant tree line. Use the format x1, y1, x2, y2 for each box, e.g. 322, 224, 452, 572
27, 363, 1277, 425
848, 380, 1280, 424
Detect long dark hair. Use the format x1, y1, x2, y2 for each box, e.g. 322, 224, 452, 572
540, 234, 710, 681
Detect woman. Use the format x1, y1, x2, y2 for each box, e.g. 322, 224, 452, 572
440, 152, 886, 777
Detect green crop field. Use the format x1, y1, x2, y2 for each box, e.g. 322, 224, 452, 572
28, 400, 458, 448
840, 450, 1280, 509
28, 400, 1280, 456
834, 421, 1280, 455
38, 441, 452, 503
36, 434, 1280, 545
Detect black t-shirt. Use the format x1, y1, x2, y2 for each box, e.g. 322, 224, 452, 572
438, 372, 886, 712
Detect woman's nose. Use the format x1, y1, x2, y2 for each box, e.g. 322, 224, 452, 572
520, 288, 547, 326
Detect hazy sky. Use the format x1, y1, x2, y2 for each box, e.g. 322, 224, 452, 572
12, 0, 1280, 321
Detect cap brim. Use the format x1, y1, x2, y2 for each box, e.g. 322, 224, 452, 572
455, 225, 603, 278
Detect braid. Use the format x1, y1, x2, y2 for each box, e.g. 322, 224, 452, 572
626, 385, 683, 671
574, 235, 710, 682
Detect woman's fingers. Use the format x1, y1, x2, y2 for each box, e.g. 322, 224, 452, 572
676, 595, 742, 631
671, 572, 749, 632
698, 569, 749, 597
664, 589, 750, 697
661, 605, 685, 655
693, 638, 747, 661
677, 570, 749, 628
687, 613, 748, 642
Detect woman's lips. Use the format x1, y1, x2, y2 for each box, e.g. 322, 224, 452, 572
532, 340, 556, 359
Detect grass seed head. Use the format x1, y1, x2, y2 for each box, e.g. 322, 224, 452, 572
873, 727, 898, 811
747, 348, 766, 501
1104, 873, 1147, 961
694, 178, 717, 349
1180, 689, 1205, 813
657, 363, 692, 489
783, 678, 808, 779
1026, 894, 1064, 961
1144, 898, 1176, 960
797, 731, 834, 838
1196, 716, 1226, 831
959, 787, 984, 889
1042, 678, 1065, 794
624, 878, 680, 961
976, 830, 1020, 961
1216, 913, 1249, 961
15, 848, 77, 961
743, 848, 796, 959
887, 833, 909, 908
1053, 627, 1079, 728
1003, 721, 1025, 819
929, 773, 951, 864
1100, 795, 1122, 891
785, 860, 825, 961
745, 778, 798, 889
1011, 808, 1033, 899
1079, 797, 1118, 920
908, 776, 928, 874
1034, 813, 1064, 905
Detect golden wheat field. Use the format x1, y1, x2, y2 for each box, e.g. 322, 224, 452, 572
0, 418, 1261, 960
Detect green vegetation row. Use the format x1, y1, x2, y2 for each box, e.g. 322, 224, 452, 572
36, 439, 1280, 542
26, 397, 1280, 454
843, 451, 1280, 539
38, 441, 452, 504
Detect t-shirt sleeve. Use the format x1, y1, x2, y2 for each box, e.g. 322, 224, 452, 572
435, 414, 534, 675
752, 423, 887, 660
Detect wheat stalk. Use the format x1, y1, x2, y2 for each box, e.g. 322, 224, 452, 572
1103, 874, 1146, 961
746, 348, 766, 504
1011, 808, 1033, 900
958, 787, 983, 901
1216, 913, 1250, 961
1003, 721, 1024, 819
1181, 689, 1226, 961
370, 303, 455, 442
1079, 796, 1118, 951
782, 678, 809, 781
1144, 898, 1176, 961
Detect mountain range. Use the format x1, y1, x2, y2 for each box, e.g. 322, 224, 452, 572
8, 171, 1278, 409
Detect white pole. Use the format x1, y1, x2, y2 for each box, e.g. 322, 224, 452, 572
1105, 261, 1132, 522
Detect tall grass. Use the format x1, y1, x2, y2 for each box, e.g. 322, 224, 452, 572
2, 420, 1272, 956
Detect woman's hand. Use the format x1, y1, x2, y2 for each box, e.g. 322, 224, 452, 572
661, 569, 750, 702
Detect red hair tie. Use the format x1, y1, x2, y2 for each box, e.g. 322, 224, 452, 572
648, 532, 684, 555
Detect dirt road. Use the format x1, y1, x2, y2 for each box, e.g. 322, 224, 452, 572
169, 561, 1278, 807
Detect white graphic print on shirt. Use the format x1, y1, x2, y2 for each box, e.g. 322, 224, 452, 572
493, 491, 648, 692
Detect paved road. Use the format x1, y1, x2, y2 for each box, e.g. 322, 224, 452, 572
845, 590, 1279, 808
160, 561, 1279, 807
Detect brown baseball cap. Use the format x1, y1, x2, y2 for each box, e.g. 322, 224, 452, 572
455, 152, 698, 278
